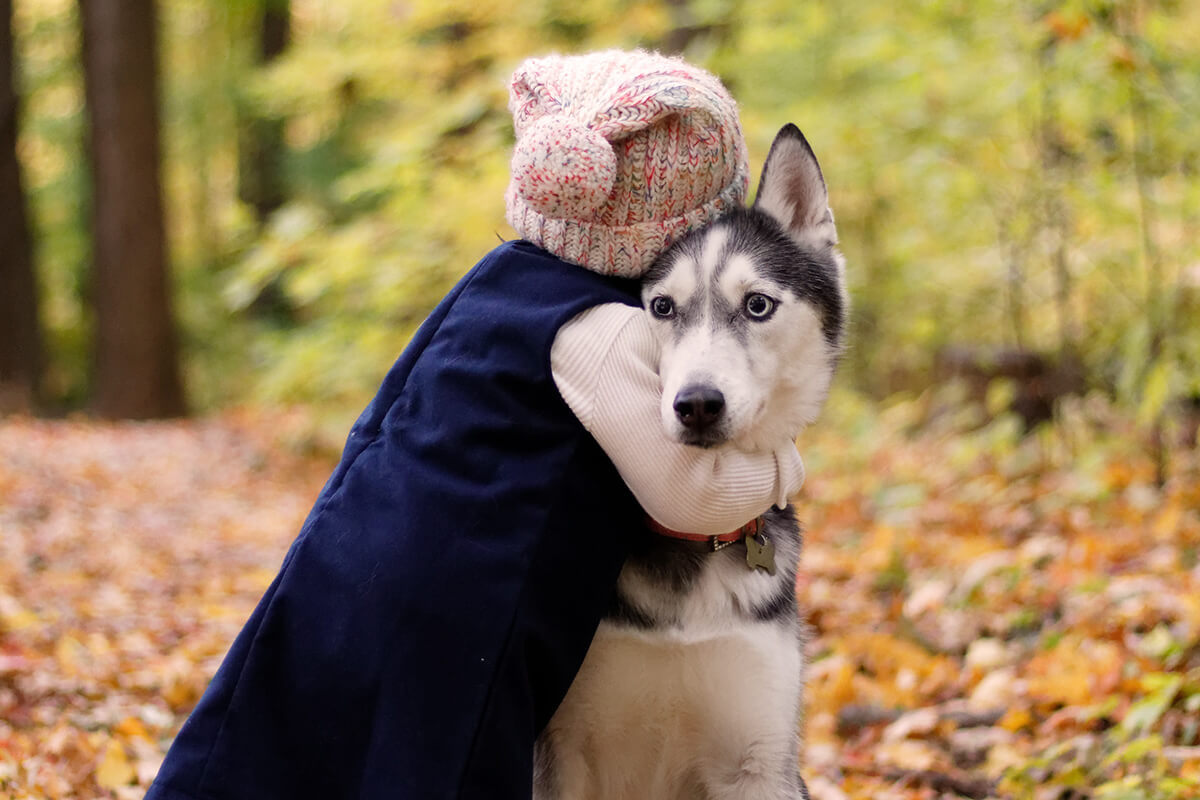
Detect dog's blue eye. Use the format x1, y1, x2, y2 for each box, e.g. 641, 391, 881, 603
744, 293, 775, 319
650, 296, 675, 319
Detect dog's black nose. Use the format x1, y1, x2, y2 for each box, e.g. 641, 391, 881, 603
673, 386, 725, 430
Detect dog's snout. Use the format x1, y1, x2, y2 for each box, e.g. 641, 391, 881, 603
673, 386, 726, 431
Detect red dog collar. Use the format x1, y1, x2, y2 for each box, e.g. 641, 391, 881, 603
646, 515, 763, 551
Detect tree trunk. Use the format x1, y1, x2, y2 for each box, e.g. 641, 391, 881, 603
0, 0, 42, 414
238, 0, 289, 222
80, 0, 186, 418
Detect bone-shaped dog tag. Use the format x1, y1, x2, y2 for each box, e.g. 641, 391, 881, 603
746, 532, 776, 575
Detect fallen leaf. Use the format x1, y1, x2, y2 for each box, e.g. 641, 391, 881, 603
95, 739, 136, 790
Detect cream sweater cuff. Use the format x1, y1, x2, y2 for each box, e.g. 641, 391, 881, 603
550, 302, 805, 535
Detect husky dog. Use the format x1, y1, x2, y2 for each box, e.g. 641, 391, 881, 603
534, 125, 847, 800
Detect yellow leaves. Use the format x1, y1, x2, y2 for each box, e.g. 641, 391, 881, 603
162, 680, 201, 713
0, 415, 331, 798
161, 658, 206, 712
54, 635, 88, 677
92, 725, 167, 793
1025, 636, 1123, 709
1000, 707, 1034, 733
113, 716, 151, 742
200, 602, 245, 622
51, 631, 121, 683
95, 740, 135, 790
1153, 502, 1183, 541
809, 633, 957, 713
797, 398, 1200, 796
3, 401, 1199, 798
0, 594, 39, 632
877, 739, 940, 771
806, 656, 859, 720
842, 632, 940, 686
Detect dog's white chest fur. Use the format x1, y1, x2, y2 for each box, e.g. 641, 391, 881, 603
537, 619, 804, 800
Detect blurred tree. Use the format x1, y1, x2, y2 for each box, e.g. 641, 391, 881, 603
80, 0, 185, 418
0, 0, 41, 414
236, 0, 295, 322
238, 0, 290, 223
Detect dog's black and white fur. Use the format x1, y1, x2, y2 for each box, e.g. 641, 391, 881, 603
535, 125, 847, 800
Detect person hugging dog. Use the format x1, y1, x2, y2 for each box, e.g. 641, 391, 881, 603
146, 49, 805, 800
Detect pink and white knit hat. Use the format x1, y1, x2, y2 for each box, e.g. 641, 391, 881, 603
505, 50, 750, 278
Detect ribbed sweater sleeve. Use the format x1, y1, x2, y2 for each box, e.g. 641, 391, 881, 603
550, 303, 806, 535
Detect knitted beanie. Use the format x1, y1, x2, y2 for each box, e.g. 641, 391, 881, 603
505, 50, 750, 278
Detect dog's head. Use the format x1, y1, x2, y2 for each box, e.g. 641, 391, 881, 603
642, 124, 847, 451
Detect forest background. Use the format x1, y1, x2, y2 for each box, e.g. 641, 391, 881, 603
1, 0, 1198, 798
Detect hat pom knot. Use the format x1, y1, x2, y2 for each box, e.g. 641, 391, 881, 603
512, 114, 616, 219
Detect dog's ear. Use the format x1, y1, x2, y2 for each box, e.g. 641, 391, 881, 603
753, 124, 838, 252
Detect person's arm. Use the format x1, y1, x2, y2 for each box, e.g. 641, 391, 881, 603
551, 303, 805, 536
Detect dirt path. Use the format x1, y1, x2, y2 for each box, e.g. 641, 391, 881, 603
0, 411, 1197, 798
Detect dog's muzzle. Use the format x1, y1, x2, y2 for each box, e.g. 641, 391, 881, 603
673, 385, 725, 432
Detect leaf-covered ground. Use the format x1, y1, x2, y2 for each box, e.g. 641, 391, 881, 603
797, 397, 1200, 799
1, 401, 1197, 799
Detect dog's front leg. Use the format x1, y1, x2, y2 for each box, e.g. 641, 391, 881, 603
693, 627, 807, 800
533, 731, 591, 800
695, 736, 807, 800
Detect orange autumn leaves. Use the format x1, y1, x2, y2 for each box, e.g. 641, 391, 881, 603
797, 398, 1200, 798
0, 414, 329, 799
1, 401, 1198, 799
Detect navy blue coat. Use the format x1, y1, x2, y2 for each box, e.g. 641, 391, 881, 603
146, 241, 645, 800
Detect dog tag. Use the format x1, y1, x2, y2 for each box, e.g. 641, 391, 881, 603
745, 532, 776, 575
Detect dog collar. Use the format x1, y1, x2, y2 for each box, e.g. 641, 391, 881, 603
645, 515, 763, 552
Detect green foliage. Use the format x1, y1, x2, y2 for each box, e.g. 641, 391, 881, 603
1001, 673, 1200, 799
12, 0, 1200, 425
206, 0, 684, 408
14, 0, 87, 407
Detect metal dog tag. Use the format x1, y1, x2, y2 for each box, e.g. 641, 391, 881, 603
745, 532, 776, 575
